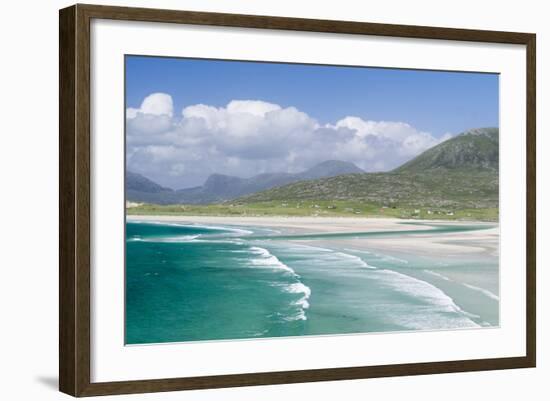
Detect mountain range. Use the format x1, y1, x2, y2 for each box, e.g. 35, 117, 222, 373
237, 127, 499, 209
127, 127, 499, 209
127, 160, 364, 205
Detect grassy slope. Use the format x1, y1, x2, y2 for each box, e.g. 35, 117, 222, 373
127, 200, 497, 221
127, 128, 499, 222
395, 128, 498, 172
127, 170, 498, 222
237, 171, 497, 207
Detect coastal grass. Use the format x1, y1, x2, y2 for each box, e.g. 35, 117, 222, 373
237, 170, 499, 211
127, 200, 498, 221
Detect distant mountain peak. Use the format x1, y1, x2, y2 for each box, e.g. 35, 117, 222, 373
459, 127, 498, 138
126, 171, 171, 193
394, 127, 499, 173
299, 160, 364, 180
235, 129, 499, 209
313, 160, 357, 167
126, 160, 364, 205
202, 174, 244, 192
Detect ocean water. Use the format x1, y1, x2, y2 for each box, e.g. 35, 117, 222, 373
125, 220, 499, 345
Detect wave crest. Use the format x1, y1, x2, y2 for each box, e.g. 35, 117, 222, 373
249, 246, 311, 321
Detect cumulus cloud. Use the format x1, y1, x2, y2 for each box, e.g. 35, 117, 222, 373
332, 117, 442, 157
126, 92, 174, 118
126, 94, 453, 188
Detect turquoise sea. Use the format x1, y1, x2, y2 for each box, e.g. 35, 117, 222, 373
125, 220, 499, 344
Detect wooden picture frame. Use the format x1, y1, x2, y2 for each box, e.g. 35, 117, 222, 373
59, 3, 536, 397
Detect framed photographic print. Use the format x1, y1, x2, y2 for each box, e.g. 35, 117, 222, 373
59, 4, 536, 397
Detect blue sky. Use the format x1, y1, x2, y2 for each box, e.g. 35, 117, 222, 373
126, 55, 498, 139
125, 55, 499, 188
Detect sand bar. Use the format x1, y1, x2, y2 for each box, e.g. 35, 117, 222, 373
128, 215, 498, 257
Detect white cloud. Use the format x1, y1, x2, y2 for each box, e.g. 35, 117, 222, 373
126, 94, 454, 188
226, 100, 281, 117
127, 114, 173, 139
126, 93, 175, 142
333, 117, 444, 157
126, 108, 139, 119
127, 92, 173, 118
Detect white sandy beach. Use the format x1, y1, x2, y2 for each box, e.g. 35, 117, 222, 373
127, 214, 500, 332
127, 214, 498, 258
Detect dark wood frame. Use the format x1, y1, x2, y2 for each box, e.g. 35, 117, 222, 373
59, 3, 536, 397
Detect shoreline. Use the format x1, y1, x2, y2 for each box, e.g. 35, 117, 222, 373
127, 214, 500, 329
127, 214, 498, 257
127, 214, 494, 230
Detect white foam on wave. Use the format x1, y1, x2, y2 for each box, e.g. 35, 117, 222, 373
423, 269, 452, 281
248, 246, 295, 274
285, 244, 334, 253
381, 254, 409, 264
249, 246, 271, 257
344, 248, 372, 255
333, 252, 376, 269
127, 234, 201, 243
344, 248, 408, 264
286, 309, 307, 321
424, 270, 499, 301
262, 243, 379, 274
284, 282, 312, 309
248, 242, 487, 328
462, 283, 500, 301
377, 268, 481, 329
249, 246, 311, 321
128, 220, 253, 236
152, 235, 200, 242
190, 224, 253, 236
127, 236, 143, 242
127, 220, 203, 230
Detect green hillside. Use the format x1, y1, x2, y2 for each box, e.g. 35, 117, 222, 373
127, 199, 497, 221
227, 127, 499, 220
395, 127, 498, 172
235, 170, 497, 209
128, 127, 499, 221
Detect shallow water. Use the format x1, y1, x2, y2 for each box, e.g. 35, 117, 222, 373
125, 220, 498, 345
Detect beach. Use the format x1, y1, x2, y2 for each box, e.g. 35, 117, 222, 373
125, 215, 499, 344
128, 214, 498, 255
